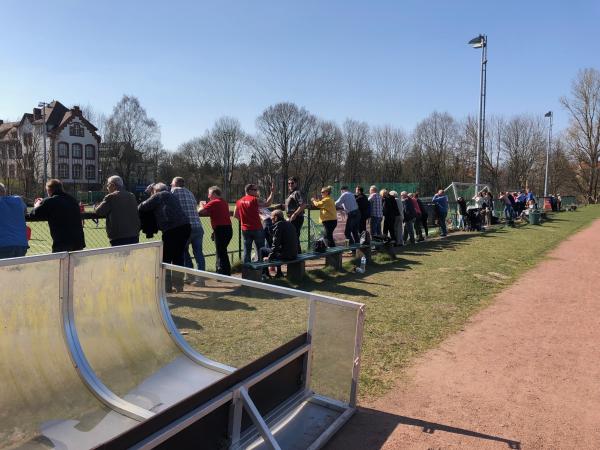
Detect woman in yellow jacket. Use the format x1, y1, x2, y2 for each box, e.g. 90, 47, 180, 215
311, 186, 337, 247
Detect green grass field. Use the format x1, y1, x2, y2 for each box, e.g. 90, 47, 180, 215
169, 206, 600, 400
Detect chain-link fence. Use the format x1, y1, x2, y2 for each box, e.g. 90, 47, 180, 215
24, 210, 324, 272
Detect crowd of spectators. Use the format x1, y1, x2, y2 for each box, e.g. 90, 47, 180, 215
0, 176, 568, 282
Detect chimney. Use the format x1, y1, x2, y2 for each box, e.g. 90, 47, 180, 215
73, 105, 80, 111
33, 108, 42, 121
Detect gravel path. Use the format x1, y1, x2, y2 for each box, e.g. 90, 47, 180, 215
327, 218, 600, 449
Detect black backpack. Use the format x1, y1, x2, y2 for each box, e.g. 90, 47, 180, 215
313, 238, 328, 253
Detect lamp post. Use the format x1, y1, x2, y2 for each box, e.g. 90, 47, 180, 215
38, 102, 48, 194
468, 34, 487, 195
544, 111, 553, 197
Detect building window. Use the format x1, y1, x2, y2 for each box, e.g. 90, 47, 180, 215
58, 142, 69, 158
85, 164, 95, 180
69, 123, 84, 137
8, 145, 15, 159
85, 144, 95, 160
72, 164, 83, 180
72, 143, 83, 159
9, 165, 16, 178
58, 163, 69, 179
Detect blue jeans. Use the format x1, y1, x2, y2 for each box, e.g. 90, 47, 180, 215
184, 227, 205, 271
370, 216, 382, 236
0, 246, 27, 259
439, 211, 448, 236
243, 229, 266, 263
504, 205, 514, 223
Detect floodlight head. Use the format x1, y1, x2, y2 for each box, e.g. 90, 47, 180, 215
544, 111, 553, 118
468, 34, 486, 48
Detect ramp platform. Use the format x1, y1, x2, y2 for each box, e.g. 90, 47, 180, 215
0, 242, 364, 449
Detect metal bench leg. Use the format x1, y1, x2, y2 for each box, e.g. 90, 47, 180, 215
242, 266, 262, 281
325, 252, 343, 270
287, 261, 305, 282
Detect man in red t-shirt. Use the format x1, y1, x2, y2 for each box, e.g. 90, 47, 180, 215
198, 186, 233, 275
234, 183, 274, 264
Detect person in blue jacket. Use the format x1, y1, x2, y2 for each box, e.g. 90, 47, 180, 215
432, 189, 449, 237
0, 182, 28, 259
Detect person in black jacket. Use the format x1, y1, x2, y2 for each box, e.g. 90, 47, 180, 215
401, 191, 416, 244
415, 192, 429, 238
30, 179, 85, 252
138, 182, 191, 291
381, 189, 400, 243
259, 209, 299, 279
355, 186, 370, 233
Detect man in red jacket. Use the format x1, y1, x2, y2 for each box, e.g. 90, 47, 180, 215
234, 183, 274, 264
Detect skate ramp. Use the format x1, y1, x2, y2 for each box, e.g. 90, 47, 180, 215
0, 253, 138, 449
0, 243, 365, 449
0, 243, 233, 449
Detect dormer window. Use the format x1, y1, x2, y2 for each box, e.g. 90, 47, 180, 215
69, 123, 84, 137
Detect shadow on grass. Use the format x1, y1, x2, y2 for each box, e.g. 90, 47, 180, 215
171, 314, 204, 331
168, 293, 257, 312
327, 407, 521, 449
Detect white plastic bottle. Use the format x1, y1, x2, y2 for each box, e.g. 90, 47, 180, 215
360, 256, 366, 273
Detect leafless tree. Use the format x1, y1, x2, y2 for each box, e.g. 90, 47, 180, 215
372, 125, 409, 181
501, 115, 545, 190
342, 119, 372, 183
255, 102, 317, 199
561, 68, 600, 202
206, 117, 249, 201
412, 111, 460, 193
103, 95, 161, 187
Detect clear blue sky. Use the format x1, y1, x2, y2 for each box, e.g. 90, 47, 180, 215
1, 0, 598, 149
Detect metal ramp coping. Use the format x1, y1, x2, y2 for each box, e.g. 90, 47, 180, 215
0, 242, 365, 449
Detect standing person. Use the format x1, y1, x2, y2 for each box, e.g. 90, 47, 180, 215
355, 186, 370, 234
171, 176, 206, 273
285, 177, 306, 253
94, 175, 141, 246
457, 196, 468, 230
30, 179, 85, 252
335, 185, 360, 245
0, 183, 28, 259
499, 192, 515, 227
139, 182, 190, 292
389, 191, 404, 246
311, 186, 337, 247
234, 183, 274, 263
415, 192, 429, 239
368, 185, 383, 236
198, 186, 233, 276
401, 191, 416, 244
432, 189, 449, 237
79, 201, 85, 227
409, 193, 424, 242
381, 189, 400, 243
